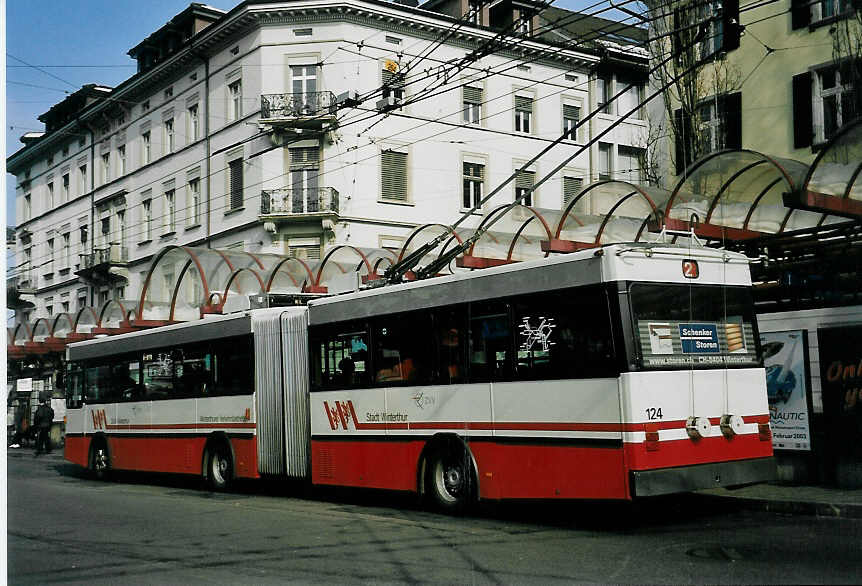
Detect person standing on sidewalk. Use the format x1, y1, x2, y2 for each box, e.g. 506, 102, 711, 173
33, 398, 54, 456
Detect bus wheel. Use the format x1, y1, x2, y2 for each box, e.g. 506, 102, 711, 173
206, 442, 233, 491
89, 439, 110, 481
425, 442, 475, 514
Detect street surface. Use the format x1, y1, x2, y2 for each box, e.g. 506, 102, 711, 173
7, 450, 862, 585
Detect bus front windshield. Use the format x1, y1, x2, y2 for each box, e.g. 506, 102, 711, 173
629, 283, 761, 370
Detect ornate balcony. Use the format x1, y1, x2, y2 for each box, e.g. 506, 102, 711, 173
75, 244, 129, 285
260, 92, 338, 129
261, 187, 339, 217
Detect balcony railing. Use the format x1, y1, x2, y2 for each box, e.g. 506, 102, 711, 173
261, 187, 339, 216
82, 244, 129, 269
260, 92, 337, 120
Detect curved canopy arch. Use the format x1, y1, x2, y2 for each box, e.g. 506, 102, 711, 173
73, 307, 99, 334
312, 245, 376, 291
13, 322, 32, 345
664, 149, 811, 239
31, 318, 52, 342
50, 313, 75, 339
798, 118, 862, 226
139, 246, 211, 323
546, 181, 666, 252
219, 267, 267, 309
266, 256, 315, 293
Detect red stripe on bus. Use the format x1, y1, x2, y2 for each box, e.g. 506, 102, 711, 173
104, 423, 256, 431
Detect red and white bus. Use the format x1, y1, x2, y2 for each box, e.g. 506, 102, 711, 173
64, 243, 773, 510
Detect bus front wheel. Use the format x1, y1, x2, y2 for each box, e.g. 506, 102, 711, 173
424, 442, 476, 514
205, 442, 233, 491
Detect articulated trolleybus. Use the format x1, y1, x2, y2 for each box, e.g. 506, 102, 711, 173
64, 243, 773, 510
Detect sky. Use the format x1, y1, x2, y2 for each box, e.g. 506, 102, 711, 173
4, 0, 611, 226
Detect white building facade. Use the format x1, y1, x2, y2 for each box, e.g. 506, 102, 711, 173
8, 0, 649, 324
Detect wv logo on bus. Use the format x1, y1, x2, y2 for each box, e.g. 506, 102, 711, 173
324, 400, 357, 431
91, 409, 107, 430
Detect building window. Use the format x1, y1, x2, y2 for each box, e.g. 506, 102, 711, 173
515, 169, 535, 206
62, 173, 70, 202
101, 152, 111, 184
142, 131, 151, 165
164, 190, 176, 232
47, 238, 55, 270
563, 175, 584, 209
463, 86, 482, 124
62, 301, 70, 313
381, 149, 408, 202
462, 162, 484, 209
79, 164, 88, 194
62, 144, 69, 157
46, 182, 55, 209
516, 8, 532, 34
597, 75, 613, 115
618, 76, 644, 119
618, 146, 644, 184
515, 95, 533, 133
598, 143, 612, 181
118, 145, 127, 175
563, 104, 580, 140
188, 104, 199, 141
46, 298, 54, 317
288, 146, 320, 213
228, 158, 244, 210
187, 178, 201, 226
142, 99, 150, 112
62, 232, 71, 268
381, 68, 404, 103
811, 0, 852, 21
23, 193, 31, 221
467, 0, 481, 24
116, 210, 126, 255
164, 86, 173, 100
164, 118, 175, 153
142, 198, 152, 241
291, 66, 318, 114
815, 63, 857, 143
228, 79, 243, 121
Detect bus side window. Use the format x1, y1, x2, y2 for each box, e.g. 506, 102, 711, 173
212, 336, 253, 396
433, 306, 466, 384
311, 323, 369, 390
469, 301, 513, 382
372, 311, 433, 386
85, 363, 112, 403
66, 367, 84, 408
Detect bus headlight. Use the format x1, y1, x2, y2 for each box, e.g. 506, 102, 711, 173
720, 414, 745, 438
686, 416, 711, 439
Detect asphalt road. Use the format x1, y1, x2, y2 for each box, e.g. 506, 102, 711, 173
7, 450, 862, 585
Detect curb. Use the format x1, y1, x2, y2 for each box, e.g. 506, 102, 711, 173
698, 493, 862, 519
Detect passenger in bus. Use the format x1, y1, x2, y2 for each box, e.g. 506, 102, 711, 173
338, 355, 355, 385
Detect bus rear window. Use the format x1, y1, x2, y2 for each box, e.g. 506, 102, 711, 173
629, 283, 761, 369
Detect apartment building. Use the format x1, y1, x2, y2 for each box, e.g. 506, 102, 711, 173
7, 0, 649, 325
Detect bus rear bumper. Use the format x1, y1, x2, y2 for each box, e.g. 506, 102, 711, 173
630, 457, 776, 497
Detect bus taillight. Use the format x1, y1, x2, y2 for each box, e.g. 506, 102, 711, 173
758, 423, 772, 442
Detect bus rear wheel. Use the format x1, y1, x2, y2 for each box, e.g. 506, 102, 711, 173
89, 439, 110, 481
425, 442, 476, 514
205, 442, 233, 491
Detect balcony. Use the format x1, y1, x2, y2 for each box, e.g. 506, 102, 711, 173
261, 187, 339, 217
6, 273, 35, 310
260, 92, 337, 130
75, 244, 129, 285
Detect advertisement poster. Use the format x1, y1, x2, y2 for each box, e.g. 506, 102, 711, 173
761, 330, 812, 452
817, 325, 862, 459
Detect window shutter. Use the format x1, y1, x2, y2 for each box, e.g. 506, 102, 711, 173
792, 72, 813, 148
722, 92, 743, 150
463, 162, 484, 179
229, 159, 244, 209
563, 104, 580, 122
289, 146, 319, 168
516, 170, 535, 189
515, 95, 532, 111
381, 150, 408, 201
791, 0, 811, 30
563, 176, 583, 206
463, 86, 482, 104
722, 0, 741, 52
289, 244, 321, 260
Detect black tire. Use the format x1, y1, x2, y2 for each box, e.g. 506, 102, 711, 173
424, 441, 476, 514
206, 442, 233, 491
89, 439, 110, 481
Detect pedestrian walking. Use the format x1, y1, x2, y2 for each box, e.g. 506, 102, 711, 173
11, 403, 28, 448
33, 398, 54, 456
